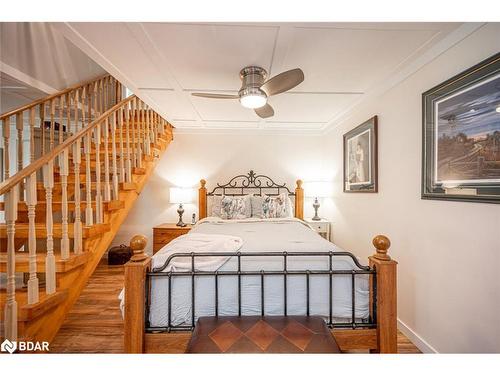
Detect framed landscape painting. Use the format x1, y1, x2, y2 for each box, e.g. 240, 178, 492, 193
422, 52, 500, 204
343, 116, 378, 193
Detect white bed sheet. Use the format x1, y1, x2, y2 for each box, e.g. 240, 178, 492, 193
146, 218, 370, 328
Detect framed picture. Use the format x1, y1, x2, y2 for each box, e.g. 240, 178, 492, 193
343, 116, 378, 193
422, 52, 500, 204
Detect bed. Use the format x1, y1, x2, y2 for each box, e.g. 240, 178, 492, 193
123, 171, 397, 353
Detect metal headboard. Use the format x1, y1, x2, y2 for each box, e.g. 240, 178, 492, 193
207, 170, 294, 197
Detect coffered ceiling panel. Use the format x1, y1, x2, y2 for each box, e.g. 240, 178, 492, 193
67, 23, 173, 89
143, 89, 197, 120
56, 22, 465, 133
191, 91, 260, 122
266, 92, 362, 123
141, 23, 279, 91
280, 26, 438, 93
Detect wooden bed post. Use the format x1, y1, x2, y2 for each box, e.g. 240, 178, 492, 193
124, 234, 150, 353
369, 235, 397, 353
199, 179, 207, 219
295, 179, 304, 220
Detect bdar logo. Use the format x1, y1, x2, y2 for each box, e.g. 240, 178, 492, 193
1, 339, 17, 354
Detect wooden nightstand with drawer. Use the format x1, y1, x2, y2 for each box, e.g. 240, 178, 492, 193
153, 223, 192, 254
304, 218, 331, 241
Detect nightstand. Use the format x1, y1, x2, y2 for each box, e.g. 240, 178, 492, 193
153, 223, 192, 254
305, 218, 331, 241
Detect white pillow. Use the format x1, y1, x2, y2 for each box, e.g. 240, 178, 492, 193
211, 195, 252, 219
252, 193, 293, 218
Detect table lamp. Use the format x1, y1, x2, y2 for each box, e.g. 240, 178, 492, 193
304, 181, 332, 221
169, 187, 193, 227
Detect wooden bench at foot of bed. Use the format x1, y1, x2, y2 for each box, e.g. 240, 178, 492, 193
124, 235, 397, 354
186, 316, 341, 353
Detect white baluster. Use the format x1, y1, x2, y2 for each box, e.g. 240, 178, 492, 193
136, 99, 143, 168
58, 95, 64, 145
151, 110, 158, 145
144, 104, 151, 156
4, 187, 18, 342
16, 112, 24, 174
59, 149, 70, 260
95, 123, 103, 224
111, 112, 119, 200
84, 132, 93, 226
30, 108, 35, 163
26, 172, 39, 304
131, 99, 137, 168
43, 161, 56, 295
73, 139, 83, 254
103, 118, 111, 202
118, 107, 125, 183
125, 104, 132, 183
2, 116, 10, 180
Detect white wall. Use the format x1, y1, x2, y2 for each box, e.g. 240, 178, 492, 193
322, 23, 500, 353
112, 23, 499, 353
112, 132, 333, 252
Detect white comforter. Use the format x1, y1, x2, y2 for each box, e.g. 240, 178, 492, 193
139, 217, 370, 328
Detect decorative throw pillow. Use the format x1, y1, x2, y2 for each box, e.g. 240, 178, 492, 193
210, 195, 223, 217
253, 193, 292, 218
218, 195, 252, 219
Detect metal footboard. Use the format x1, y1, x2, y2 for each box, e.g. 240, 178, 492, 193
145, 251, 377, 332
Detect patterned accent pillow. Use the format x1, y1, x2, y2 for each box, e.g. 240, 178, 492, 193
216, 195, 252, 219
253, 193, 292, 218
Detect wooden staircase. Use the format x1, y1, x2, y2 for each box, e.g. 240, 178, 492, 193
0, 74, 173, 344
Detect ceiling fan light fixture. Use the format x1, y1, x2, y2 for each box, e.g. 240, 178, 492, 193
239, 87, 267, 109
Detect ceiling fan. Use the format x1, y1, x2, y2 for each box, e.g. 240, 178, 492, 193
191, 66, 304, 119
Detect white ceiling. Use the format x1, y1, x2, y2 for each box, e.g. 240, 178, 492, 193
0, 71, 46, 113
0, 23, 106, 94
55, 22, 465, 133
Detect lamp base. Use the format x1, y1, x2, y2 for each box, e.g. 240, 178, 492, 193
312, 197, 321, 221
176, 204, 187, 227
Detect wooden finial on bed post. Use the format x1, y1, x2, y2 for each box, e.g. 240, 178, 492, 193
372, 235, 391, 260
199, 179, 207, 219
130, 234, 148, 261
125, 234, 150, 353
295, 179, 304, 220
369, 234, 397, 353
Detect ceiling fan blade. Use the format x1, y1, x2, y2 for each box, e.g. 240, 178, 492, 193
191, 93, 239, 99
260, 68, 304, 96
254, 103, 274, 119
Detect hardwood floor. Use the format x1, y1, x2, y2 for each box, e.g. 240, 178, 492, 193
50, 261, 421, 354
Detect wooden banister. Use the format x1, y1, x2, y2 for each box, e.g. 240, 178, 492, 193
369, 235, 398, 353
0, 95, 136, 196
0, 73, 110, 121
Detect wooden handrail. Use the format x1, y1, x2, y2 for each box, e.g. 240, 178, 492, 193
0, 95, 136, 195
0, 73, 110, 121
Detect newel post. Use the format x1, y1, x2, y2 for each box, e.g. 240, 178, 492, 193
199, 179, 207, 220
295, 179, 304, 220
369, 235, 398, 353
124, 234, 150, 353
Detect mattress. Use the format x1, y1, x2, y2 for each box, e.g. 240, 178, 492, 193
143, 218, 370, 328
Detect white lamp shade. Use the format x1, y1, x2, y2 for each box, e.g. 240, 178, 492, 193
304, 181, 332, 198
169, 187, 193, 204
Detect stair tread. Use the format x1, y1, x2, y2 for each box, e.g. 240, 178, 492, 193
0, 289, 68, 322
0, 222, 111, 239
0, 200, 125, 211
0, 251, 90, 273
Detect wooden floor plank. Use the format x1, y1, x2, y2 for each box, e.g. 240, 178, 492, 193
51, 262, 421, 354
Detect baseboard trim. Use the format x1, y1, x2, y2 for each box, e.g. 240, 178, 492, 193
397, 319, 438, 353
